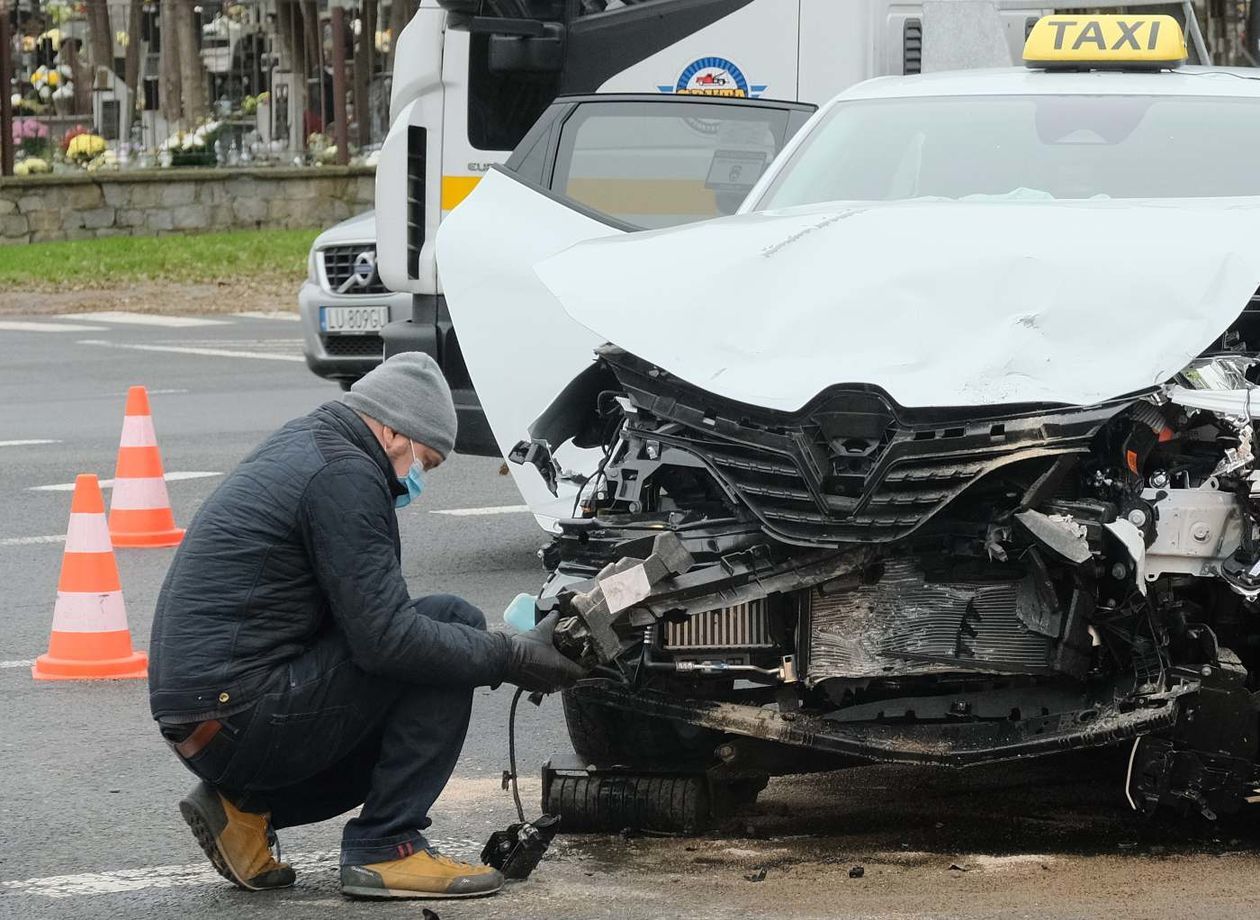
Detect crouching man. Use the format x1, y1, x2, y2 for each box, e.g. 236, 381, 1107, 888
148, 353, 586, 899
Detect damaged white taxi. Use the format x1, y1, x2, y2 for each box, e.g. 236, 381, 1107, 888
440, 15, 1260, 828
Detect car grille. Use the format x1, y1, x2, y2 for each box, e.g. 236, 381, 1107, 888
320, 245, 389, 295
324, 334, 384, 358
608, 353, 1126, 546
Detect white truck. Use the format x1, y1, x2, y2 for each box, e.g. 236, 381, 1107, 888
373, 0, 1077, 454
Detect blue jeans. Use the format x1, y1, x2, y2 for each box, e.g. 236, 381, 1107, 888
169, 595, 483, 865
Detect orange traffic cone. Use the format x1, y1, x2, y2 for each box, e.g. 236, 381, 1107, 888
33, 475, 148, 681
108, 386, 184, 548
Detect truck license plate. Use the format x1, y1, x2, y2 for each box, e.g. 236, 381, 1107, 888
321, 306, 389, 335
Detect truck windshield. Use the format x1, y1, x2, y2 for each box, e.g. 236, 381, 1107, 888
758, 94, 1260, 206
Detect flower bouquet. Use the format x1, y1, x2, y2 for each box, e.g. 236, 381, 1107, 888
65, 131, 108, 166
161, 119, 224, 167
12, 117, 51, 158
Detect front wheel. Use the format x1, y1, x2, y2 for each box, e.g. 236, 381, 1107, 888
561, 685, 722, 771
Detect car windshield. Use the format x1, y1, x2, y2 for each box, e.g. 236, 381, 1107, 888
757, 93, 1260, 207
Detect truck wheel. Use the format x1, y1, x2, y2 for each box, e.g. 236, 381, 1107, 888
561, 685, 722, 771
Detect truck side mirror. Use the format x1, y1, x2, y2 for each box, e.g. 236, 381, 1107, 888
490, 24, 564, 73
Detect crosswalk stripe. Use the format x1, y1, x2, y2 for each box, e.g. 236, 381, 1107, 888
432, 504, 531, 517
66, 312, 229, 327
30, 471, 220, 492
0, 321, 108, 333
76, 339, 304, 363
0, 535, 65, 546
234, 311, 301, 321
0, 439, 61, 447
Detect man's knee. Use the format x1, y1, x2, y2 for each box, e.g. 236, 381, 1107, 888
418, 594, 487, 631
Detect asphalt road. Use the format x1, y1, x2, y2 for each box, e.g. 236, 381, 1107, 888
4, 312, 1260, 920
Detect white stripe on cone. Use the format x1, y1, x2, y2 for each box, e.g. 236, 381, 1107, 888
50, 591, 129, 632
119, 415, 158, 448
110, 476, 173, 511
64, 513, 114, 554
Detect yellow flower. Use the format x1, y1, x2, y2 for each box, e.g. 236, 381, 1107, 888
15, 157, 51, 176
67, 133, 107, 161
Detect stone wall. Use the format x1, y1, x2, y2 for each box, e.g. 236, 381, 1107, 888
0, 166, 376, 244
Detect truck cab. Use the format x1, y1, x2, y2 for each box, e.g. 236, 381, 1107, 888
375, 0, 1050, 454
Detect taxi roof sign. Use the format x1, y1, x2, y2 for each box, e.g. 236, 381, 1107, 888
1023, 15, 1187, 70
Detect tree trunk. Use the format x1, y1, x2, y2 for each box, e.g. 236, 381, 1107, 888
387, 0, 413, 72
85, 0, 113, 89
64, 39, 93, 115
159, 0, 182, 124
353, 0, 373, 147
123, 0, 142, 132
175, 0, 206, 124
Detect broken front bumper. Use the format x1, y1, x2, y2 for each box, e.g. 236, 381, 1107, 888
571, 680, 1194, 769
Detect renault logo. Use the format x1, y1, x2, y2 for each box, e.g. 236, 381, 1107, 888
338, 250, 377, 293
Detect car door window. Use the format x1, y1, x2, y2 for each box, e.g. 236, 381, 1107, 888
549, 100, 805, 229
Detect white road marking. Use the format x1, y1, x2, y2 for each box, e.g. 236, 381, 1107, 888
0, 851, 339, 899
1, 836, 481, 898
30, 471, 220, 492
0, 659, 36, 669
67, 311, 229, 327
0, 321, 108, 333
77, 339, 304, 363
432, 504, 531, 517
234, 310, 301, 321
0, 534, 65, 546
0, 439, 61, 447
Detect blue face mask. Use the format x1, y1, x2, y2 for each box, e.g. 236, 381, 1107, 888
394, 444, 426, 509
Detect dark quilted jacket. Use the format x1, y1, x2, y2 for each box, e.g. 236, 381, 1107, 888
149, 401, 509, 720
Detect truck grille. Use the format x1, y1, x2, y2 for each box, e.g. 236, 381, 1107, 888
320, 246, 388, 295
407, 125, 426, 281
903, 18, 923, 74
664, 600, 773, 651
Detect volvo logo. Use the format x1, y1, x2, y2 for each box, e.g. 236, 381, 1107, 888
338, 250, 377, 293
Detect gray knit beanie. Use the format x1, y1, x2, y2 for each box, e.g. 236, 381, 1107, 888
343, 353, 458, 457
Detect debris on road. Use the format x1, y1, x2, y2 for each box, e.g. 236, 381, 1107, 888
744, 868, 767, 883
848, 866, 864, 879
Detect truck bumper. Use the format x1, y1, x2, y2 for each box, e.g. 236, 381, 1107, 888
381, 298, 499, 458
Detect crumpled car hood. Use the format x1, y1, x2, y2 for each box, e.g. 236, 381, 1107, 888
534, 198, 1260, 410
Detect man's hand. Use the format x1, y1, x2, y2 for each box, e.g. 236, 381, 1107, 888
503, 612, 589, 694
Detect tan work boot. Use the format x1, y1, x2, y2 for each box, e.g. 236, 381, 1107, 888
179, 781, 295, 891
340, 849, 504, 899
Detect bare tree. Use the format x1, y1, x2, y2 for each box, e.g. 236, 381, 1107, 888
159, 0, 182, 123
175, 0, 206, 123
123, 0, 142, 132
387, 0, 414, 72
85, 0, 113, 89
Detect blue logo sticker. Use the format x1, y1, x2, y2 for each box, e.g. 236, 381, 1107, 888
658, 56, 768, 98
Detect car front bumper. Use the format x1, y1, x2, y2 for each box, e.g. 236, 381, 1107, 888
298, 281, 413, 383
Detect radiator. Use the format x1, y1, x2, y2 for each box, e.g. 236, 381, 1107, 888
664, 600, 774, 651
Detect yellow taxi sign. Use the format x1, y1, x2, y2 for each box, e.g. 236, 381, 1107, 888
1023, 15, 1187, 70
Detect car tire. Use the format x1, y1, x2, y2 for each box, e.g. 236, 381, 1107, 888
561, 685, 722, 771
